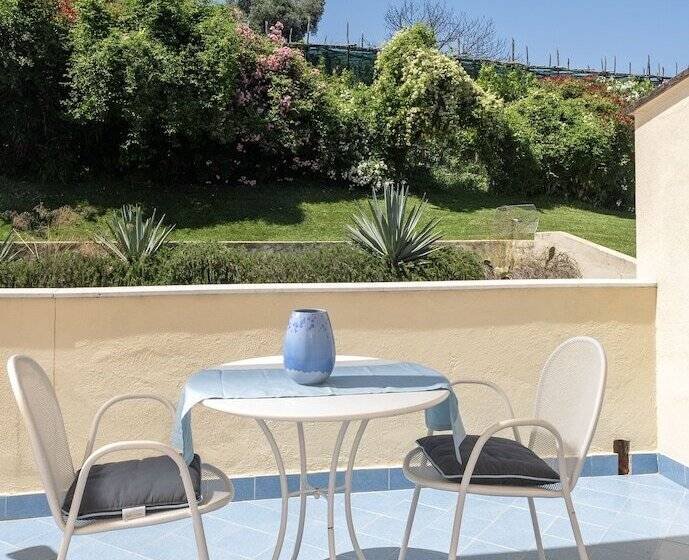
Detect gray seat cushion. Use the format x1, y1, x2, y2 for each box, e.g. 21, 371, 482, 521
417, 434, 560, 486
62, 454, 202, 520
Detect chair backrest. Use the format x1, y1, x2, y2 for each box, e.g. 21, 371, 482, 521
529, 337, 607, 487
7, 355, 75, 524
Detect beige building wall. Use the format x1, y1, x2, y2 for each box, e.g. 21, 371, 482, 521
635, 75, 689, 466
0, 281, 656, 494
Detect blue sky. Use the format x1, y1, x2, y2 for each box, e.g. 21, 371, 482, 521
314, 0, 688, 76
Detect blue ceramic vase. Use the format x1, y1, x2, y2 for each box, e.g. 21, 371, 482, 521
283, 309, 336, 385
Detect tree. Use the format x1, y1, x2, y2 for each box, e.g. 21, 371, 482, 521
235, 0, 325, 41
0, 0, 75, 177
384, 0, 505, 58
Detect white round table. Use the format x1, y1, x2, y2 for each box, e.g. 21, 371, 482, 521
203, 355, 448, 560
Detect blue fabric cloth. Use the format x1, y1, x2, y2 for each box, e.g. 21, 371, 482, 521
172, 361, 466, 465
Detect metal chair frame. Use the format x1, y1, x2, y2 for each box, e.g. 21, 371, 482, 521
398, 337, 607, 560
7, 355, 234, 560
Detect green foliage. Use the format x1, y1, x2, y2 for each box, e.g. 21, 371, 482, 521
369, 24, 485, 178
0, 1, 641, 210
596, 76, 653, 103
94, 205, 175, 264
499, 77, 634, 208
156, 244, 400, 283
68, 0, 224, 172
0, 251, 132, 287
66, 0, 362, 180
0, 244, 485, 287
347, 184, 443, 271
236, 0, 324, 41
0, 230, 21, 262
406, 245, 484, 281
0, 0, 74, 178
477, 64, 536, 102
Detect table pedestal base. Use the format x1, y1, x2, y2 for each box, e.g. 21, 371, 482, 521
256, 419, 369, 560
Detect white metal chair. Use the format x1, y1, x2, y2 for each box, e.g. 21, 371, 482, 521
7, 355, 234, 560
398, 336, 607, 560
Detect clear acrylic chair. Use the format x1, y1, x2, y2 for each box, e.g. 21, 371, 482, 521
398, 336, 607, 560
7, 355, 234, 560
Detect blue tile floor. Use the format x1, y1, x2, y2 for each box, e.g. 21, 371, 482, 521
2, 474, 689, 560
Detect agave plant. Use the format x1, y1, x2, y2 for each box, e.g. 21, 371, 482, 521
0, 230, 21, 263
347, 184, 443, 270
94, 205, 175, 264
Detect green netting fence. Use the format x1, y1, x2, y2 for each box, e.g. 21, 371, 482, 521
293, 43, 671, 86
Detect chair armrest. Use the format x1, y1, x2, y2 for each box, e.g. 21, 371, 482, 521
450, 379, 519, 441
457, 417, 569, 493
66, 440, 199, 529
84, 394, 176, 463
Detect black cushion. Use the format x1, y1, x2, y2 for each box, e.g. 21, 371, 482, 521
62, 454, 202, 520
417, 434, 560, 487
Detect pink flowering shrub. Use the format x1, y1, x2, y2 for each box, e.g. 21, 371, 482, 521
67, 0, 370, 181
223, 16, 372, 180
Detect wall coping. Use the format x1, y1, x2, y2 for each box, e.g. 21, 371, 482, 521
0, 278, 656, 299
539, 231, 637, 264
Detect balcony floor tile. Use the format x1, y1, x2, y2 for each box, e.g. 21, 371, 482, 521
1, 474, 688, 560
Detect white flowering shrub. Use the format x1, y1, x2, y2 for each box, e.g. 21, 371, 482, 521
369, 24, 484, 178
596, 76, 653, 103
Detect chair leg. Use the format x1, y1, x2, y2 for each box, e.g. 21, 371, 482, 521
398, 485, 422, 560
57, 528, 74, 560
190, 509, 210, 560
562, 491, 588, 560
527, 497, 547, 560
447, 488, 467, 560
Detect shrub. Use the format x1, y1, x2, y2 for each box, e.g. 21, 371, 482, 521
0, 243, 486, 287
347, 184, 442, 271
230, 22, 367, 179
68, 0, 223, 173
67, 1, 365, 181
509, 247, 580, 280
0, 0, 641, 203
493, 77, 635, 209
0, 251, 132, 287
368, 24, 486, 178
596, 76, 653, 104
405, 246, 485, 281
154, 243, 250, 284
94, 205, 175, 264
156, 244, 404, 283
158, 244, 486, 284
0, 202, 87, 233
0, 0, 75, 178
484, 246, 581, 280
477, 64, 536, 102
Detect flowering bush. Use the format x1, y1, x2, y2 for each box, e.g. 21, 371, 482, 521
477, 64, 537, 102
67, 0, 367, 180
229, 21, 366, 177
498, 76, 635, 208
368, 25, 486, 178
596, 76, 653, 104
0, 3, 642, 208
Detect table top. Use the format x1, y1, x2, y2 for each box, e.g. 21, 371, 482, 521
202, 355, 448, 422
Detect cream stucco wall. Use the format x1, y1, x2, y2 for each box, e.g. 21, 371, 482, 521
635, 76, 689, 466
0, 281, 656, 494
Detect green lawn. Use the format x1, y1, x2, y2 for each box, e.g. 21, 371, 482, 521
0, 177, 636, 256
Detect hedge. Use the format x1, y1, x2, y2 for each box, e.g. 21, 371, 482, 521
0, 244, 485, 288
0, 0, 646, 209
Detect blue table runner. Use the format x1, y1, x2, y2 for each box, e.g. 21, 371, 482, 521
172, 360, 466, 464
